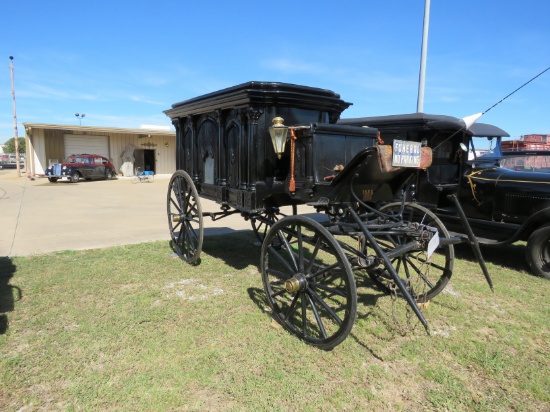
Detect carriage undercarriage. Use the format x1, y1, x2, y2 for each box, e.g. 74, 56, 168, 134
167, 169, 458, 350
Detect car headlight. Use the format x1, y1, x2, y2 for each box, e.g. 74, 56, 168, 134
62, 166, 67, 170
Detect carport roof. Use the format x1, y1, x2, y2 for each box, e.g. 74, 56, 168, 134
23, 123, 175, 137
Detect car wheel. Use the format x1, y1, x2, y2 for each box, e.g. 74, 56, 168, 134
526, 225, 550, 280
48, 177, 58, 183
106, 170, 113, 180
70, 171, 80, 183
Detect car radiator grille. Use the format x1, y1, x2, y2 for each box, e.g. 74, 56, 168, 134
505, 193, 550, 216
53, 164, 61, 176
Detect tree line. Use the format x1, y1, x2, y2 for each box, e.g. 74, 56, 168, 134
2, 137, 25, 154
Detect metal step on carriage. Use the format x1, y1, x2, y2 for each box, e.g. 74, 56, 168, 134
164, 82, 493, 350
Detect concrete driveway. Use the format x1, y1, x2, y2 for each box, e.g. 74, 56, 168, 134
0, 170, 256, 257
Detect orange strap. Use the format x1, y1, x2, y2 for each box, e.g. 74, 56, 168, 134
289, 127, 297, 192
377, 131, 384, 145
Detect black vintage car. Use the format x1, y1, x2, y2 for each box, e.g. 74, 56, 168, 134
499, 150, 550, 173
339, 113, 550, 280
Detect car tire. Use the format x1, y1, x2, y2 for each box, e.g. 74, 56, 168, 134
48, 177, 58, 183
106, 170, 113, 180
70, 171, 80, 183
526, 225, 550, 280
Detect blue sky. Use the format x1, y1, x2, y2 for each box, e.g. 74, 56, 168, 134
1, 1, 549, 142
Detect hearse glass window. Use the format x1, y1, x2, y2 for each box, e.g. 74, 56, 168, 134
204, 157, 214, 184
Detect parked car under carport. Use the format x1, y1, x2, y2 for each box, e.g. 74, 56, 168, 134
45, 154, 117, 183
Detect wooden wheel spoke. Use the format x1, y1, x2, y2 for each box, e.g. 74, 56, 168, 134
308, 287, 343, 326
297, 225, 304, 272
270, 288, 287, 298
170, 197, 183, 214
279, 230, 299, 271
403, 255, 436, 289
266, 267, 292, 280
301, 296, 308, 337
306, 293, 328, 339
281, 293, 300, 320
305, 237, 322, 274
309, 262, 341, 279
309, 282, 347, 298
170, 220, 182, 234
268, 245, 297, 274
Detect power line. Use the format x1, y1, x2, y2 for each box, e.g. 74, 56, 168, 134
483, 65, 550, 114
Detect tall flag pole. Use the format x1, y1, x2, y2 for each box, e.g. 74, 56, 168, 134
9, 56, 21, 178
417, 0, 431, 113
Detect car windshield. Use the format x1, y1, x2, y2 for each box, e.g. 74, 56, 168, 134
468, 136, 503, 163
68, 157, 91, 163
500, 153, 550, 172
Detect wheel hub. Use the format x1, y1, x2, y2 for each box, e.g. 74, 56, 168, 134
285, 273, 308, 293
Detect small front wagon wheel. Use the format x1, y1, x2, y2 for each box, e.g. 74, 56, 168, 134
371, 202, 454, 301
261, 216, 357, 350
167, 170, 203, 264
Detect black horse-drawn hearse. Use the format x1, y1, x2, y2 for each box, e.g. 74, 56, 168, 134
164, 82, 501, 349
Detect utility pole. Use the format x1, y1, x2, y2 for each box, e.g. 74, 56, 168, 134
9, 56, 21, 178
416, 0, 431, 113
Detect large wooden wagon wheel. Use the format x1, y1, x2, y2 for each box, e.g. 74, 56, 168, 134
250, 204, 297, 243
367, 202, 454, 302
261, 215, 357, 350
167, 170, 204, 264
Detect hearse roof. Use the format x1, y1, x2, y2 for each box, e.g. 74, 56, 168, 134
339, 113, 509, 137
164, 81, 351, 119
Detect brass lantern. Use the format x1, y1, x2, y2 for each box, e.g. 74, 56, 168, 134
269, 117, 289, 159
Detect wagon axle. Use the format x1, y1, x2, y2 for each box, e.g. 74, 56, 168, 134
284, 274, 308, 293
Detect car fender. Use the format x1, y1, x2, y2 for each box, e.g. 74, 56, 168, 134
514, 207, 550, 240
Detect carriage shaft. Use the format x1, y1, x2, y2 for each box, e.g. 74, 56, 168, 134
346, 205, 430, 333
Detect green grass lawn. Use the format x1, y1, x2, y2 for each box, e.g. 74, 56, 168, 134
0, 233, 548, 411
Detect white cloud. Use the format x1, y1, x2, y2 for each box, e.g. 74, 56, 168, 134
260, 58, 326, 75
130, 95, 165, 105
17, 82, 102, 102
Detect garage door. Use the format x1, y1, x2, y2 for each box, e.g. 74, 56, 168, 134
64, 135, 109, 158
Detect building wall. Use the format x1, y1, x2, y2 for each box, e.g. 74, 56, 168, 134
26, 126, 176, 176
44, 129, 65, 163
108, 133, 175, 174
30, 129, 47, 175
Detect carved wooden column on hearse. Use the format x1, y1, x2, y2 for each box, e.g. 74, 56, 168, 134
247, 107, 263, 193
216, 109, 227, 188
224, 109, 243, 192
183, 116, 196, 181
238, 108, 248, 192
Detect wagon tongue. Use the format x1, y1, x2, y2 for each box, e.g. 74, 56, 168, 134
447, 194, 494, 292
